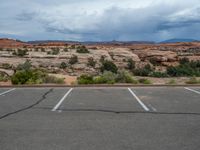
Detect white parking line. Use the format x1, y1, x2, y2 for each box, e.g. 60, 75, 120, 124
128, 88, 150, 111
52, 88, 73, 112
185, 87, 200, 95
0, 88, 16, 96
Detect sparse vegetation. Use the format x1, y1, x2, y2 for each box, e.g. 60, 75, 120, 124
167, 79, 176, 85
133, 64, 154, 76
63, 48, 68, 52
127, 58, 135, 70
115, 70, 138, 84
69, 55, 78, 65
51, 48, 60, 55
185, 77, 200, 84
76, 45, 89, 53
167, 60, 200, 77
1, 63, 12, 69
138, 78, 151, 84
87, 57, 96, 67
0, 73, 9, 82
12, 49, 28, 57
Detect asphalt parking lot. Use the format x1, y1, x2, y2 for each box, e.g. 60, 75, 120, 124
0, 87, 200, 150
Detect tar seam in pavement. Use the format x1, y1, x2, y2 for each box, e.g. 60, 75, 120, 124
0, 88, 53, 120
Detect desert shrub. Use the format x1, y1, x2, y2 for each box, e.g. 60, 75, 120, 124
70, 45, 76, 49
11, 70, 34, 84
43, 75, 65, 84
93, 71, 116, 84
11, 69, 64, 85
133, 64, 154, 76
1, 63, 12, 69
167, 60, 200, 77
47, 51, 51, 55
69, 55, 78, 65
127, 58, 135, 70
167, 79, 176, 85
100, 56, 105, 63
138, 78, 151, 84
149, 58, 160, 66
51, 48, 60, 55
13, 49, 28, 57
0, 73, 9, 82
115, 70, 138, 84
0, 48, 3, 51
150, 72, 168, 78
63, 48, 68, 52
76, 45, 89, 53
60, 62, 67, 69
41, 48, 45, 52
78, 75, 94, 84
87, 57, 96, 67
16, 60, 32, 71
100, 60, 118, 73
185, 77, 200, 84
179, 57, 189, 65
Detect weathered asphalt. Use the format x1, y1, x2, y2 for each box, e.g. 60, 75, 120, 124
0, 87, 200, 150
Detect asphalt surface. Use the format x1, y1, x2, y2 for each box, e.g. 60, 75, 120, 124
0, 87, 200, 150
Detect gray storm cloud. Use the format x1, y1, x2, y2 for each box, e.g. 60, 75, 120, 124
1, 0, 200, 41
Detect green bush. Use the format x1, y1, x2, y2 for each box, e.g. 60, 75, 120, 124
69, 55, 78, 65
127, 58, 135, 70
63, 48, 68, 52
87, 57, 96, 67
43, 76, 65, 84
78, 75, 94, 84
16, 60, 32, 71
167, 79, 176, 85
94, 71, 116, 84
138, 78, 151, 84
60, 62, 67, 69
179, 57, 189, 65
51, 48, 60, 55
11, 68, 64, 85
166, 60, 200, 77
0, 73, 9, 82
76, 45, 89, 53
13, 49, 28, 57
116, 70, 138, 84
100, 60, 118, 73
133, 64, 154, 76
185, 77, 200, 84
150, 72, 168, 78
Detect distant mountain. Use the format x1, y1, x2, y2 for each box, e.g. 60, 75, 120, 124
160, 38, 199, 43
28, 40, 155, 45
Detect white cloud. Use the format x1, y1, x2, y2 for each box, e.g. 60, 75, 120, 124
1, 0, 200, 41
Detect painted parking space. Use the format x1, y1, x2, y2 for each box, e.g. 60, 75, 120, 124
57, 88, 143, 112
131, 87, 200, 113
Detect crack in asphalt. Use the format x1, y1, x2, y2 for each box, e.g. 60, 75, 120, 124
34, 106, 200, 116
0, 88, 53, 120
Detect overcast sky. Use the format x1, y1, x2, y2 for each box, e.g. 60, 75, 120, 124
1, 0, 200, 41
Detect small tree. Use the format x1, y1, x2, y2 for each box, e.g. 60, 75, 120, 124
100, 60, 118, 73
69, 55, 78, 65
